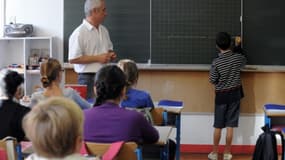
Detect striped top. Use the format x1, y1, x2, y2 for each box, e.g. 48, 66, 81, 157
210, 51, 246, 91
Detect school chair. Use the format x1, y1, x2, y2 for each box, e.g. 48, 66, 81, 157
0, 137, 21, 160
64, 84, 87, 99
85, 141, 143, 160
150, 107, 165, 126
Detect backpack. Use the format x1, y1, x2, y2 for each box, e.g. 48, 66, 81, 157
252, 125, 284, 160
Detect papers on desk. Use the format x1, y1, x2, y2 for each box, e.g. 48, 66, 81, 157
154, 126, 173, 145
157, 99, 183, 113
264, 104, 285, 116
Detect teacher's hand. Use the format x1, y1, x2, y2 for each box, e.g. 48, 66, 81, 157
108, 50, 117, 61
97, 53, 113, 63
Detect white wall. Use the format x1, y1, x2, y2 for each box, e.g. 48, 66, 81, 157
5, 0, 63, 61
180, 113, 264, 145
0, 0, 5, 37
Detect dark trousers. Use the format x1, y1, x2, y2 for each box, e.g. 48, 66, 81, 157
78, 73, 95, 100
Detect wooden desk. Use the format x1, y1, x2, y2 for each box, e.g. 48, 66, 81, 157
158, 103, 183, 160
264, 104, 285, 129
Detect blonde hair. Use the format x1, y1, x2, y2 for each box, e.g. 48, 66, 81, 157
23, 97, 83, 158
117, 59, 139, 87
40, 58, 62, 88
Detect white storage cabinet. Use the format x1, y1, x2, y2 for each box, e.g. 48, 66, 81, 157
0, 37, 53, 95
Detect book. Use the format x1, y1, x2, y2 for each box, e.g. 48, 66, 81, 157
158, 99, 183, 113
264, 104, 285, 116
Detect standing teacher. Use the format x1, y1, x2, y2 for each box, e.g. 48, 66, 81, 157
69, 0, 116, 99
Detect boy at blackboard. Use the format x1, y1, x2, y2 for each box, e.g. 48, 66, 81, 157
208, 32, 246, 160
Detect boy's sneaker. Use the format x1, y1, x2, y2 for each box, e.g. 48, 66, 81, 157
223, 153, 232, 160
208, 152, 218, 160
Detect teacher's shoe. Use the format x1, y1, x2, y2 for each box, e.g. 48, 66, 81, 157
208, 152, 218, 160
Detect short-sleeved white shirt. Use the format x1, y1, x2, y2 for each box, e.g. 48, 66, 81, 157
68, 19, 113, 73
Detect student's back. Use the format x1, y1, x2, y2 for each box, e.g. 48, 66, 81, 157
83, 65, 158, 144
31, 87, 90, 110
84, 102, 158, 143
118, 59, 154, 108
0, 99, 30, 141
29, 58, 91, 110
121, 88, 154, 108
0, 69, 30, 141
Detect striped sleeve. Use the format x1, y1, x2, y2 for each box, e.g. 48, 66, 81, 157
209, 58, 219, 84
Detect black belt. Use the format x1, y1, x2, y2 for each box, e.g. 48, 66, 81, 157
78, 72, 96, 76
216, 85, 241, 93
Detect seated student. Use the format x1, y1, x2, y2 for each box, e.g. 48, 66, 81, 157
23, 97, 93, 160
119, 60, 177, 159
84, 65, 176, 160
83, 65, 159, 144
30, 58, 91, 109
117, 59, 154, 108
0, 69, 30, 142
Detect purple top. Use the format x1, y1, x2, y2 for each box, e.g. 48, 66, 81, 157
83, 102, 159, 144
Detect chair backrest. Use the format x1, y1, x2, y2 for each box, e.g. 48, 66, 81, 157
151, 107, 164, 125
85, 142, 140, 160
0, 142, 8, 160
65, 84, 87, 99
0, 137, 18, 160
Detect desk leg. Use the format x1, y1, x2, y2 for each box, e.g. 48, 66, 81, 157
264, 115, 271, 128
160, 142, 169, 160
176, 114, 181, 160
163, 111, 168, 126
16, 144, 22, 160
135, 147, 143, 160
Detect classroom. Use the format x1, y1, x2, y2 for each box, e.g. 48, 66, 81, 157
1, 0, 285, 159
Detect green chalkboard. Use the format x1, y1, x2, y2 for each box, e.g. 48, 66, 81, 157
64, 0, 241, 64
64, 0, 85, 62
243, 0, 285, 65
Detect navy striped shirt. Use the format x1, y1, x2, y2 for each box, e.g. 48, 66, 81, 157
210, 51, 246, 91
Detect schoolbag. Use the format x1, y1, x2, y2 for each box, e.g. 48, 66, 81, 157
252, 124, 284, 160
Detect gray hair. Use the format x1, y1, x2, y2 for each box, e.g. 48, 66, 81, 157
84, 0, 103, 17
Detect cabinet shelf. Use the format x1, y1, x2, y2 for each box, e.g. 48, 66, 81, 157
26, 70, 40, 74
0, 37, 53, 95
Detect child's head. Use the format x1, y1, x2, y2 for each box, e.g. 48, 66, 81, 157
117, 59, 139, 87
94, 65, 126, 106
23, 97, 83, 158
216, 32, 231, 51
0, 69, 24, 99
40, 58, 63, 88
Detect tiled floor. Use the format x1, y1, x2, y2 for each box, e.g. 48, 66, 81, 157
180, 153, 252, 160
